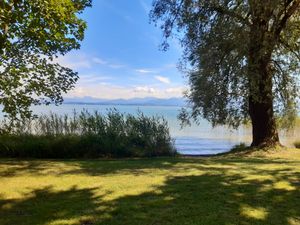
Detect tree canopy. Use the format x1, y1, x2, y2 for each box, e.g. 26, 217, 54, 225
0, 0, 91, 123
151, 0, 300, 146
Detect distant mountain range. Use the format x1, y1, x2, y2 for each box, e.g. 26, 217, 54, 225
63, 97, 186, 107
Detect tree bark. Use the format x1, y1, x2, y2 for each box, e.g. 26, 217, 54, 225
248, 63, 280, 147
248, 23, 280, 147
249, 95, 280, 147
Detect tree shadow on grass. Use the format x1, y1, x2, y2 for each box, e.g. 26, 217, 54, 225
0, 186, 103, 225
97, 169, 300, 225
0, 158, 188, 177
0, 157, 297, 178
0, 158, 299, 225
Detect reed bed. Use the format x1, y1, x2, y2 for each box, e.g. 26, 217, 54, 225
0, 109, 176, 158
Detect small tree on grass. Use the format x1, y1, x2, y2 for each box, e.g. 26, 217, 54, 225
0, 0, 92, 125
151, 0, 300, 147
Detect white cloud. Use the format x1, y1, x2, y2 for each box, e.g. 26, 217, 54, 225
135, 64, 178, 75
78, 74, 112, 84
165, 87, 185, 95
134, 86, 157, 93
55, 53, 92, 70
163, 63, 177, 69
54, 52, 126, 71
155, 75, 171, 84
65, 83, 186, 99
135, 69, 155, 74
109, 64, 125, 69
92, 57, 107, 65
92, 57, 125, 69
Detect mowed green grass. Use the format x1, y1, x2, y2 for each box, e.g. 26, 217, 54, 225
0, 149, 300, 225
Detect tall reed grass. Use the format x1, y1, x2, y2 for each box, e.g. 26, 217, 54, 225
0, 109, 176, 158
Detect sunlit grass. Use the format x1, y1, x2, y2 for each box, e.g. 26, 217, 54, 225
0, 149, 299, 225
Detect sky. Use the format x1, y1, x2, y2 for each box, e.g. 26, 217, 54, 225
58, 0, 187, 100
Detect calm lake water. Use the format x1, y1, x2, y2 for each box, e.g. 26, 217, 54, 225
17, 104, 300, 155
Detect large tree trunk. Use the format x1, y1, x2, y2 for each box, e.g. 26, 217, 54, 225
248, 24, 280, 147
249, 95, 280, 147
248, 64, 280, 147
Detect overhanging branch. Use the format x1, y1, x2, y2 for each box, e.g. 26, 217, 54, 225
274, 0, 300, 38
209, 3, 251, 26
279, 38, 300, 61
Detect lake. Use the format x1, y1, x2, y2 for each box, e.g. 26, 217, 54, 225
23, 104, 300, 155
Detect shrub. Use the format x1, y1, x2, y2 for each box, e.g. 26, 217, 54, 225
294, 141, 300, 149
230, 143, 248, 152
0, 109, 176, 158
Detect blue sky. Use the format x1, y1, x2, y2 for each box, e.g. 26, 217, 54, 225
58, 0, 186, 99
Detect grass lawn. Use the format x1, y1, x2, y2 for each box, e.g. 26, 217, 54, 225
0, 149, 299, 225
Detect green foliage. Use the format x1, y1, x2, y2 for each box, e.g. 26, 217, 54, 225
230, 143, 248, 153
0, 0, 92, 122
294, 141, 300, 148
0, 109, 176, 158
151, 0, 300, 128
